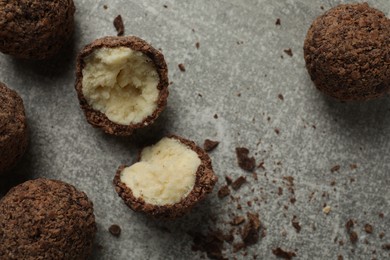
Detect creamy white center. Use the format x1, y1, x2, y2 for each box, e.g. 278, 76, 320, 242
120, 137, 201, 206
82, 47, 159, 125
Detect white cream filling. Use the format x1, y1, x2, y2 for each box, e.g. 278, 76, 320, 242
120, 137, 201, 206
82, 47, 159, 125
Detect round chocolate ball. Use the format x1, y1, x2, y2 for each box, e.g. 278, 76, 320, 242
0, 178, 97, 259
304, 3, 390, 101
0, 82, 28, 175
0, 0, 75, 59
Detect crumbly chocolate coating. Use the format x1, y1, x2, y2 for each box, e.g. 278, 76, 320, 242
0, 82, 28, 175
0, 178, 97, 259
304, 3, 390, 101
113, 135, 218, 219
0, 0, 75, 59
75, 36, 169, 136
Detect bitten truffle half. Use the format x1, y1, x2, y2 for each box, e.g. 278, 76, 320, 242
0, 82, 28, 175
75, 36, 169, 135
0, 178, 97, 260
304, 3, 390, 101
114, 135, 218, 219
0, 0, 75, 59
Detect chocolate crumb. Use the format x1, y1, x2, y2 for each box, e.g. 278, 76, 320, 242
233, 242, 246, 253
178, 63, 186, 72
338, 256, 343, 260
283, 48, 293, 57
231, 176, 247, 190
163, 4, 168, 8
350, 231, 358, 244
109, 224, 121, 237
350, 164, 357, 170
113, 15, 125, 36
272, 247, 297, 259
218, 185, 231, 199
379, 213, 384, 218
257, 161, 265, 170
274, 128, 280, 135
364, 224, 373, 234
291, 216, 301, 233
103, 5, 108, 9
346, 219, 354, 231
320, 6, 324, 10
331, 165, 340, 173
289, 197, 296, 204
379, 232, 385, 239
278, 94, 284, 101
214, 114, 218, 119
241, 212, 261, 246
230, 216, 245, 226
278, 187, 283, 196
204, 139, 219, 152
382, 244, 390, 250
236, 147, 256, 172
189, 230, 227, 260
196, 42, 200, 49
225, 176, 233, 185
276, 18, 281, 25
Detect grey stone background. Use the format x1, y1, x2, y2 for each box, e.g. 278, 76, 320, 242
0, 0, 389, 259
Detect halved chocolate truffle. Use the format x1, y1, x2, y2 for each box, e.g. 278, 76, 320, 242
75, 36, 169, 136
304, 3, 390, 101
0, 178, 97, 259
0, 0, 75, 59
113, 135, 218, 219
0, 82, 28, 175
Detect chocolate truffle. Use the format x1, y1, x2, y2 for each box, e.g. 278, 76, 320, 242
75, 36, 169, 136
113, 135, 218, 219
0, 82, 28, 175
0, 0, 75, 59
0, 178, 97, 259
304, 3, 390, 101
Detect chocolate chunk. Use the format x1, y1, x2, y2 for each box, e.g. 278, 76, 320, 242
178, 63, 186, 72
231, 176, 247, 190
218, 185, 231, 199
241, 212, 261, 246
113, 15, 125, 36
236, 147, 256, 172
272, 247, 297, 259
225, 176, 233, 185
204, 139, 219, 152
109, 224, 121, 237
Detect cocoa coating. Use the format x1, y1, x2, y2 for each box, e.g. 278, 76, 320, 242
75, 36, 169, 136
0, 178, 97, 260
0, 0, 75, 59
304, 3, 390, 101
113, 135, 218, 219
0, 82, 28, 175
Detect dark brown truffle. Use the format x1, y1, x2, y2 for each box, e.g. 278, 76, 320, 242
304, 3, 390, 101
113, 135, 218, 219
75, 36, 169, 136
0, 0, 75, 59
0, 178, 97, 259
0, 82, 28, 175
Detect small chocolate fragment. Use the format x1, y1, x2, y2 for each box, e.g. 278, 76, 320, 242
364, 224, 373, 234
225, 176, 233, 185
236, 147, 256, 172
346, 219, 354, 231
0, 179, 97, 259
241, 212, 261, 246
304, 3, 390, 101
331, 165, 340, 173
178, 63, 186, 72
0, 82, 28, 175
109, 224, 121, 237
218, 185, 230, 199
231, 176, 247, 191
272, 247, 297, 259
350, 231, 358, 244
291, 216, 301, 233
233, 243, 246, 253
278, 94, 284, 101
283, 48, 293, 57
204, 139, 219, 152
382, 244, 390, 250
275, 18, 281, 25
113, 15, 125, 36
190, 230, 228, 260
230, 216, 245, 226
195, 42, 200, 49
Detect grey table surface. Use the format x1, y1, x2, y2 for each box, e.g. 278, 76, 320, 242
1, 0, 390, 259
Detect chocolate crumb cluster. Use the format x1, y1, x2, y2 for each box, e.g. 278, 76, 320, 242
75, 36, 169, 135
0, 82, 28, 175
0, 178, 97, 259
0, 0, 75, 59
304, 3, 390, 101
114, 135, 217, 219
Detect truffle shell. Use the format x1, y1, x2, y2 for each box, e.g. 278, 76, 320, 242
75, 36, 169, 136
0, 0, 75, 59
113, 135, 218, 219
0, 178, 97, 260
304, 3, 390, 101
0, 82, 28, 175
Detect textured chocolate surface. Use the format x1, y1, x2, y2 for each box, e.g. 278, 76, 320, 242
304, 3, 390, 101
75, 36, 169, 136
0, 82, 28, 175
113, 135, 217, 219
0, 178, 96, 259
0, 0, 75, 59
